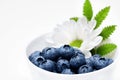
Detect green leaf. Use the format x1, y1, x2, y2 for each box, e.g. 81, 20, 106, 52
70, 17, 79, 22
96, 43, 117, 56
70, 40, 83, 48
100, 25, 116, 40
94, 6, 110, 29
90, 48, 97, 55
83, 0, 93, 21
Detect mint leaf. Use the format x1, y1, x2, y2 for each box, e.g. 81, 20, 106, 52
83, 0, 93, 21
70, 40, 83, 48
95, 6, 110, 29
70, 17, 79, 22
100, 25, 116, 40
90, 49, 96, 55
96, 43, 117, 56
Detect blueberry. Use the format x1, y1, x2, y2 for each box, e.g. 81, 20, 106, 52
29, 56, 45, 66
42, 47, 59, 60
57, 59, 70, 72
29, 51, 45, 66
93, 57, 113, 70
29, 51, 41, 61
86, 54, 101, 67
39, 59, 56, 72
74, 48, 84, 55
61, 69, 74, 74
86, 54, 113, 70
107, 58, 113, 65
70, 53, 86, 69
86, 58, 93, 66
58, 45, 74, 59
78, 64, 93, 74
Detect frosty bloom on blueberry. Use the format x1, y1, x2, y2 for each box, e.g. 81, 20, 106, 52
29, 51, 44, 66
41, 47, 59, 60
58, 45, 75, 60
29, 45, 113, 74
39, 59, 56, 72
70, 52, 86, 69
93, 57, 113, 70
78, 64, 93, 74
57, 59, 70, 72
61, 69, 74, 74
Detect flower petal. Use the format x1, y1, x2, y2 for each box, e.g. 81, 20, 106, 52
91, 36, 103, 47
76, 24, 87, 40
52, 30, 70, 45
88, 20, 96, 32
77, 16, 88, 27
51, 20, 79, 45
80, 49, 92, 58
80, 36, 103, 51
60, 20, 77, 40
88, 27, 103, 40
88, 36, 103, 50
76, 17, 89, 40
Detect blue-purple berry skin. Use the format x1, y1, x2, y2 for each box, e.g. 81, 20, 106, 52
30, 56, 45, 66
29, 45, 114, 74
29, 51, 45, 66
70, 52, 86, 69
61, 69, 74, 74
57, 59, 70, 72
107, 58, 113, 65
74, 48, 84, 55
86, 54, 101, 67
86, 54, 113, 70
39, 59, 56, 72
58, 45, 75, 60
78, 64, 93, 74
93, 57, 113, 70
42, 47, 59, 60
29, 51, 41, 61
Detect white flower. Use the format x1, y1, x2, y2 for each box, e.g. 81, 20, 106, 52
46, 16, 103, 58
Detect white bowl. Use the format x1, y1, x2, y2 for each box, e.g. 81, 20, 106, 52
26, 33, 119, 80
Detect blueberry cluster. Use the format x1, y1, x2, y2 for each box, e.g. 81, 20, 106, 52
29, 45, 113, 74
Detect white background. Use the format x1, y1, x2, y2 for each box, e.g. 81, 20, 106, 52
0, 0, 119, 80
